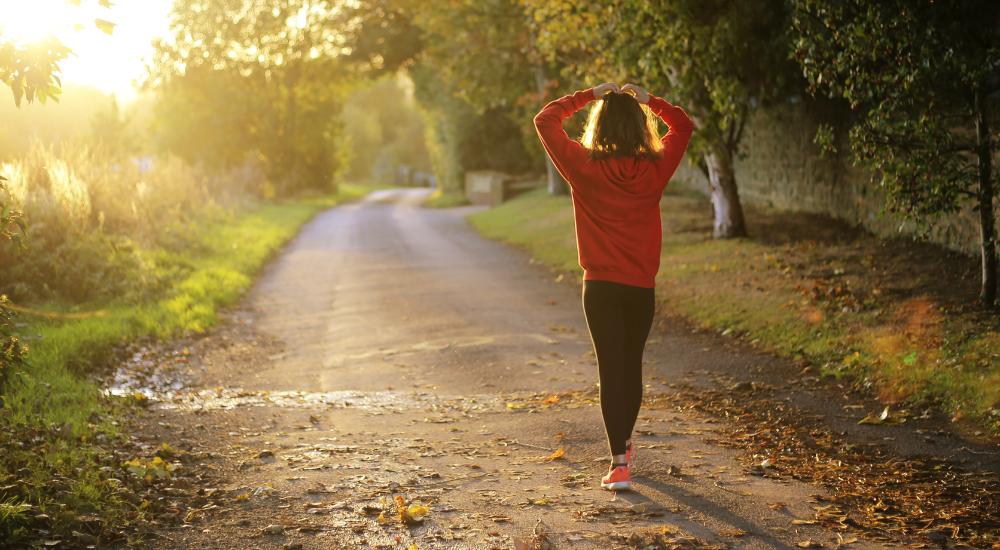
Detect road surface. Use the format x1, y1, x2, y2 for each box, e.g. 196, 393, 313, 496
132, 188, 995, 549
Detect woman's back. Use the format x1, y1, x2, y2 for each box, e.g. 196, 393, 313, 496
533, 87, 693, 288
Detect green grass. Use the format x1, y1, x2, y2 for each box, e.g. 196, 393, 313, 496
0, 183, 373, 544
468, 189, 578, 272
422, 188, 470, 208
468, 187, 1000, 435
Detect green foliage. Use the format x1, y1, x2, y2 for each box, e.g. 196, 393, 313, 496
523, 0, 800, 235
0, 39, 69, 107
615, 0, 798, 159
0, 296, 26, 388
0, 1, 115, 108
0, 142, 229, 303
792, 0, 999, 219
525, 0, 800, 155
791, 0, 1000, 302
150, 0, 353, 195
410, 0, 547, 172
346, 0, 545, 193
0, 176, 27, 388
341, 75, 431, 184
0, 178, 24, 248
408, 61, 537, 194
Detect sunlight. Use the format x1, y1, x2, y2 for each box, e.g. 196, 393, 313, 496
0, 0, 80, 46
0, 0, 172, 102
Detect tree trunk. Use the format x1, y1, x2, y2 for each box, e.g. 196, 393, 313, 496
975, 89, 996, 306
533, 64, 568, 196
545, 158, 567, 196
704, 148, 747, 238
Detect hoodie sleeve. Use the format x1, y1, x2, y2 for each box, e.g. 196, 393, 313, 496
647, 95, 694, 185
533, 88, 594, 188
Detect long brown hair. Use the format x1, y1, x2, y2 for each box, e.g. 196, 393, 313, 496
581, 92, 662, 160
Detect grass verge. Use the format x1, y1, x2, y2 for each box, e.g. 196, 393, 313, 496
468, 187, 1000, 436
0, 183, 373, 545
422, 188, 470, 208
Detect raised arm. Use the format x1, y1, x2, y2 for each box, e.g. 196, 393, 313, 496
622, 83, 694, 182
647, 95, 694, 154
532, 87, 598, 186
647, 96, 694, 182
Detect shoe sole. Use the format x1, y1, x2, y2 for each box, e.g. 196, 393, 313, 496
600, 481, 632, 491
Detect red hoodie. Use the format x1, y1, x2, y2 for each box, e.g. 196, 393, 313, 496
533, 88, 694, 288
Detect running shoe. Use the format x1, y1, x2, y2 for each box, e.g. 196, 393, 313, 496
600, 465, 632, 491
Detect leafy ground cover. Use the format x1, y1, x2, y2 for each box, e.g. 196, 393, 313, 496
0, 184, 372, 546
468, 187, 1000, 437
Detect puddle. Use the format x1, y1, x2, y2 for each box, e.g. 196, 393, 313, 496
105, 347, 196, 399
104, 341, 569, 414
158, 389, 435, 411
106, 383, 510, 414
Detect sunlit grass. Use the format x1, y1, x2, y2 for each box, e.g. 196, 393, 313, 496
469, 187, 1000, 434
422, 188, 470, 208
468, 189, 578, 272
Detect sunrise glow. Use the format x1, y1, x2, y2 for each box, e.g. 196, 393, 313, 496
0, 0, 173, 102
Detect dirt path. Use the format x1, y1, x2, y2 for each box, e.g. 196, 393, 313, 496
120, 189, 999, 549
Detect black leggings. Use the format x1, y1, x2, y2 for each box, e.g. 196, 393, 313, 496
582, 280, 655, 456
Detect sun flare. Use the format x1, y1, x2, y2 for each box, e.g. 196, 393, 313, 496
1, 0, 93, 46
0, 0, 172, 102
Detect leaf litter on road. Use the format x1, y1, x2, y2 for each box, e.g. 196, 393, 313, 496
647, 384, 1000, 548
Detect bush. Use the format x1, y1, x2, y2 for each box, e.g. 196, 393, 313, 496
0, 141, 261, 303
0, 297, 26, 389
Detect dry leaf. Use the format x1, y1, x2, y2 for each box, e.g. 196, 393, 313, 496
546, 447, 566, 461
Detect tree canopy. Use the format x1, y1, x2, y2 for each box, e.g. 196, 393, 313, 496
792, 0, 1000, 304
149, 0, 355, 194
524, 0, 800, 237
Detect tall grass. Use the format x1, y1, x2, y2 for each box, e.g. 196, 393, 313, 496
0, 141, 266, 303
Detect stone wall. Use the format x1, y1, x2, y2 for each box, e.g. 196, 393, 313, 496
669, 99, 991, 256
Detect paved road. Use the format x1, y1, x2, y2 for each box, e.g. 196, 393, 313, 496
141, 188, 921, 549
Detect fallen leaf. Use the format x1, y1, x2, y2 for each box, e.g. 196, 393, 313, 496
262, 524, 284, 535
546, 447, 566, 461
394, 495, 429, 526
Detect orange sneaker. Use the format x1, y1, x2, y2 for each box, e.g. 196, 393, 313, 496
600, 465, 632, 491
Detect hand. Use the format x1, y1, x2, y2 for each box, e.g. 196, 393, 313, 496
621, 83, 649, 104
592, 82, 620, 99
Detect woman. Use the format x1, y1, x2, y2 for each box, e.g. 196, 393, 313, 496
533, 82, 693, 491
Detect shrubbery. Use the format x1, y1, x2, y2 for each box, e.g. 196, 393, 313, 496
0, 142, 263, 304
0, 296, 25, 389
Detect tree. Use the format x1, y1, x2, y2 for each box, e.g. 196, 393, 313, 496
0, 39, 69, 107
344, 0, 559, 195
340, 75, 431, 183
409, 0, 566, 193
150, 0, 353, 194
792, 0, 1000, 305
524, 0, 800, 238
